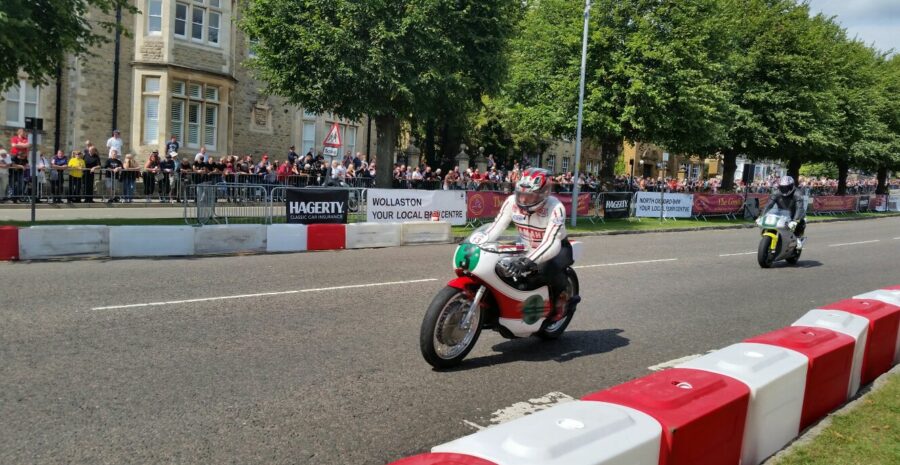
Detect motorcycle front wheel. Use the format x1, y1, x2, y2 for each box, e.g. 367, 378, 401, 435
757, 235, 779, 268
420, 286, 483, 369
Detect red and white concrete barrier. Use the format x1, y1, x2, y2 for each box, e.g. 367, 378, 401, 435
387, 284, 900, 465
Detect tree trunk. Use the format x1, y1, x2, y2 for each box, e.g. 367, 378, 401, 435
721, 149, 738, 192
374, 114, 398, 189
598, 140, 618, 181
787, 158, 802, 182
876, 165, 888, 195
424, 119, 436, 168
836, 159, 849, 196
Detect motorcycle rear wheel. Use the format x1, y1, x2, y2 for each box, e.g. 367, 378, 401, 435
537, 269, 580, 340
420, 286, 483, 369
786, 248, 801, 265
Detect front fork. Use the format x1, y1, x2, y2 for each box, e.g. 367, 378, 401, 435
763, 231, 779, 250
461, 286, 486, 329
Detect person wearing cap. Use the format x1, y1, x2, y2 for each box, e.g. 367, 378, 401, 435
106, 129, 123, 157
159, 152, 175, 201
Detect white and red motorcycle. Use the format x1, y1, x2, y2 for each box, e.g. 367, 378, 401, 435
419, 225, 581, 369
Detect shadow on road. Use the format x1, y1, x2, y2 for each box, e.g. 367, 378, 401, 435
767, 260, 823, 269
443, 329, 629, 371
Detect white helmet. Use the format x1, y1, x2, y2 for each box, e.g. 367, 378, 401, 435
778, 176, 795, 196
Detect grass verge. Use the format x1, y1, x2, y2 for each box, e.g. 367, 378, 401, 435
771, 371, 900, 465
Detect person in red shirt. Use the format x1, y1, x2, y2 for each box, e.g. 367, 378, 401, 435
9, 128, 31, 200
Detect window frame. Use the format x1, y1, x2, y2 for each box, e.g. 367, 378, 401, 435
4, 79, 40, 127
141, 76, 162, 145
174, 3, 188, 38
172, 80, 220, 151
147, 0, 163, 35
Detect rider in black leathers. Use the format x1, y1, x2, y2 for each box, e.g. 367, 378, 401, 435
761, 176, 806, 248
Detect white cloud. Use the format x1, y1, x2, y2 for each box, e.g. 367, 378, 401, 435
805, 0, 900, 53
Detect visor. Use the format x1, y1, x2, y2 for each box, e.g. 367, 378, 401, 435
516, 191, 541, 207
779, 185, 793, 195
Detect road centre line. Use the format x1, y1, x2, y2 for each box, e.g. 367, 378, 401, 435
91, 279, 439, 311
828, 240, 880, 247
574, 258, 678, 269
719, 252, 756, 257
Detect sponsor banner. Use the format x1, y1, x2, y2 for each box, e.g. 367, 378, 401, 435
367, 189, 467, 225
812, 195, 858, 213
553, 193, 592, 217
286, 189, 349, 224
634, 192, 694, 218
888, 195, 900, 212
599, 192, 632, 219
692, 193, 744, 215
466, 191, 506, 219
869, 195, 886, 212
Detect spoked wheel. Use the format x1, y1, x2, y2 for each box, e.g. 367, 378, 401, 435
757, 235, 778, 268
537, 269, 580, 340
420, 287, 483, 369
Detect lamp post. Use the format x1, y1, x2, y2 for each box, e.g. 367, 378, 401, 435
570, 0, 591, 228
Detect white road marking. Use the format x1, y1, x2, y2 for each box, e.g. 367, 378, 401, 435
894, 237, 900, 240
827, 240, 880, 248
91, 278, 439, 311
574, 258, 678, 269
648, 354, 705, 371
462, 392, 574, 431
719, 252, 756, 257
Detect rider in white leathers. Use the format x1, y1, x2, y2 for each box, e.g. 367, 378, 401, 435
476, 168, 578, 320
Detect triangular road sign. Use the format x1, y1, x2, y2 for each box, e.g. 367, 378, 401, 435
323, 122, 342, 147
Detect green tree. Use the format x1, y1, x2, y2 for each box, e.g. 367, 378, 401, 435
503, 0, 733, 178
240, 0, 520, 188
0, 0, 135, 91
874, 55, 900, 194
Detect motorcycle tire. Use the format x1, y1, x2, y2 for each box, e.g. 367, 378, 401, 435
786, 248, 801, 265
757, 236, 777, 268
420, 286, 483, 369
537, 269, 580, 340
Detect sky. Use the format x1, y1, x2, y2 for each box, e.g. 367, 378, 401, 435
805, 0, 900, 54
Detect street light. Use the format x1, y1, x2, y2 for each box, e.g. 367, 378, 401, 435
571, 0, 591, 228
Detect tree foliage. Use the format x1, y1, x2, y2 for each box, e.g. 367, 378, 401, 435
0, 0, 135, 91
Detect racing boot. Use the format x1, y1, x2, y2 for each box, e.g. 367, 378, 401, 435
796, 236, 805, 250
550, 293, 581, 322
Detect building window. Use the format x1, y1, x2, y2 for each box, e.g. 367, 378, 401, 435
175, 3, 188, 38
4, 80, 39, 127
247, 38, 259, 58
344, 126, 357, 158
174, 0, 222, 47
172, 80, 219, 150
147, 0, 163, 34
547, 155, 556, 173
142, 77, 161, 145
302, 121, 316, 155
562, 157, 570, 173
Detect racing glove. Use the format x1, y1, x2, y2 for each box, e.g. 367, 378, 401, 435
788, 221, 798, 231
508, 257, 537, 277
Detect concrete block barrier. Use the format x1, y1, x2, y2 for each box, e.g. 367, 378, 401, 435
792, 309, 870, 397
745, 326, 855, 430
678, 343, 808, 465
855, 288, 900, 364
307, 224, 346, 251
266, 224, 308, 253
582, 368, 750, 465
18, 225, 109, 259
109, 226, 195, 257
432, 400, 662, 464
401, 221, 452, 244
390, 453, 498, 464
819, 298, 900, 386
194, 224, 267, 254
0, 226, 19, 260
345, 223, 402, 249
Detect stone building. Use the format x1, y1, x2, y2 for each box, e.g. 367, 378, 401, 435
1, 1, 375, 163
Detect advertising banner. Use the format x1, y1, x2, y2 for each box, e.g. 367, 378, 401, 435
553, 193, 592, 217
634, 192, 694, 218
286, 189, 349, 224
367, 189, 467, 225
599, 192, 632, 219
466, 191, 506, 219
812, 196, 858, 213
888, 195, 900, 212
870, 195, 886, 212
692, 193, 744, 216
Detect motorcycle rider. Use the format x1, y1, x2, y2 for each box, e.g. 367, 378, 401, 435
474, 168, 580, 320
761, 175, 806, 248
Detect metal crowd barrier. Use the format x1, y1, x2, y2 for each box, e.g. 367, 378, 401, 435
182, 183, 270, 225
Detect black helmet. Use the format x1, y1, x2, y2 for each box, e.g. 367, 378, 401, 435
778, 176, 795, 196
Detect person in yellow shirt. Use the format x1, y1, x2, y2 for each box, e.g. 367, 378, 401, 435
67, 150, 86, 203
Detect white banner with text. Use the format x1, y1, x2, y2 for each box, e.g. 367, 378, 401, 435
634, 192, 694, 218
367, 189, 467, 225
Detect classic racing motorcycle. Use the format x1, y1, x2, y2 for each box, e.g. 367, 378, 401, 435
756, 207, 802, 268
419, 225, 580, 369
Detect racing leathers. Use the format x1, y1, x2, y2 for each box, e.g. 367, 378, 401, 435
480, 195, 574, 316
762, 189, 806, 236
